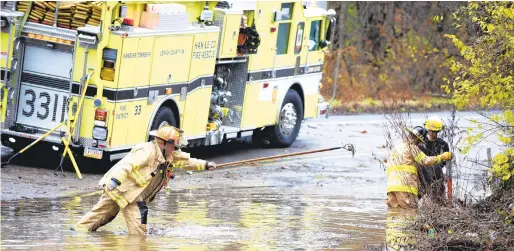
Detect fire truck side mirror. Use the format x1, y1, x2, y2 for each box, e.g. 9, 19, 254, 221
319, 40, 329, 49
324, 16, 336, 52
325, 17, 335, 42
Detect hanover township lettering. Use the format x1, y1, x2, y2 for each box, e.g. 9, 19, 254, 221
123, 52, 152, 59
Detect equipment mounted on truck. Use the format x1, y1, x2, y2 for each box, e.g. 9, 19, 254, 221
1, 1, 336, 170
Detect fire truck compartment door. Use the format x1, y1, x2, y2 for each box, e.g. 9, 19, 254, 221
23, 45, 73, 78
16, 44, 73, 131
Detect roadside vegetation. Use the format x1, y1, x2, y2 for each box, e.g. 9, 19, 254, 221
413, 2, 514, 250
367, 2, 514, 250
320, 2, 472, 115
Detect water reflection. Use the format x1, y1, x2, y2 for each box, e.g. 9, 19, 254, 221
385, 208, 417, 251
2, 184, 387, 250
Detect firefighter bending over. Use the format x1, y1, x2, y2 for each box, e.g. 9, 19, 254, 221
73, 125, 216, 235
385, 126, 452, 209
417, 115, 450, 203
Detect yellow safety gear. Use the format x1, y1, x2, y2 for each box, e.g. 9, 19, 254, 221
440, 152, 452, 161
386, 208, 417, 250
387, 165, 419, 196
149, 125, 179, 143
98, 141, 208, 209
76, 139, 213, 235
149, 125, 188, 147
386, 142, 444, 199
73, 193, 147, 235
424, 115, 444, 131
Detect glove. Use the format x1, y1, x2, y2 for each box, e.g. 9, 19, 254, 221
439, 152, 452, 161
206, 161, 217, 170
106, 178, 119, 191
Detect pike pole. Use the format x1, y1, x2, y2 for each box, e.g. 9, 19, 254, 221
216, 143, 355, 168
75, 143, 356, 199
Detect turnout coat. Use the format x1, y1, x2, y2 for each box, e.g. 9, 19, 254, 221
99, 140, 207, 208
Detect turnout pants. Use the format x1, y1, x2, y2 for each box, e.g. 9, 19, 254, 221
386, 192, 418, 209
73, 192, 149, 235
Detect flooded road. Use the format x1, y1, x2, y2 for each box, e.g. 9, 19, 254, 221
1, 111, 500, 250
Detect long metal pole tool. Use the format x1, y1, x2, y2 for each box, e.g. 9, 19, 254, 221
73, 143, 356, 199
216, 143, 355, 168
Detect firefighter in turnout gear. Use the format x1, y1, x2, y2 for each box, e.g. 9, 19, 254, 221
417, 116, 450, 203
73, 126, 216, 235
385, 126, 452, 209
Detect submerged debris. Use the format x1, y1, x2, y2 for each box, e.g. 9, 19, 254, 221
411, 188, 514, 250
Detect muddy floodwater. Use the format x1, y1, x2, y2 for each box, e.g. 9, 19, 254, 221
1, 112, 499, 250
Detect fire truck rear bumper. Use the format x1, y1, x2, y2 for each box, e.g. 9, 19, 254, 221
1, 129, 113, 162
1, 129, 63, 145
1, 129, 106, 155
316, 102, 330, 118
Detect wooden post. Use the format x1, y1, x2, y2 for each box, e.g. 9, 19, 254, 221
487, 148, 492, 167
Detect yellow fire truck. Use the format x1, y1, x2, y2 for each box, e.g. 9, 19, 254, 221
1, 1, 335, 166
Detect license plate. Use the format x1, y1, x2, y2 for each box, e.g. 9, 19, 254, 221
16, 83, 69, 130
84, 147, 103, 160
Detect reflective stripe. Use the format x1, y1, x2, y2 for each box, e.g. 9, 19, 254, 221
386, 165, 417, 175
414, 152, 425, 163
130, 170, 147, 186
174, 161, 186, 169
387, 185, 418, 196
107, 190, 128, 209
386, 214, 416, 248
387, 164, 419, 196
130, 165, 148, 187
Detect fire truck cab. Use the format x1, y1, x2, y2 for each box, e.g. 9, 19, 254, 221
1, 1, 335, 166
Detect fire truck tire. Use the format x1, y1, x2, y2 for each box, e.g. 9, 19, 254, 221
269, 89, 304, 147
149, 106, 178, 140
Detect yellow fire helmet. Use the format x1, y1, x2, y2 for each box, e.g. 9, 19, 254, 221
424, 115, 444, 131
149, 125, 188, 148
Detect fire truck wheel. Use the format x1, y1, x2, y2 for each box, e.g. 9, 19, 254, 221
149, 106, 178, 141
269, 89, 304, 147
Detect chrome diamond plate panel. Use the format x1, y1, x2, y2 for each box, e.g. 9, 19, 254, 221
222, 60, 248, 127
22, 22, 77, 42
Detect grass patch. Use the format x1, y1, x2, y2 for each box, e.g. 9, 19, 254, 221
327, 95, 455, 115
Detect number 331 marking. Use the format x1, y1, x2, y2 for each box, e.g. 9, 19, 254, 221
134, 105, 142, 115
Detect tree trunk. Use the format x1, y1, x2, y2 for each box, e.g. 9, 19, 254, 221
356, 1, 395, 59
327, 1, 349, 49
